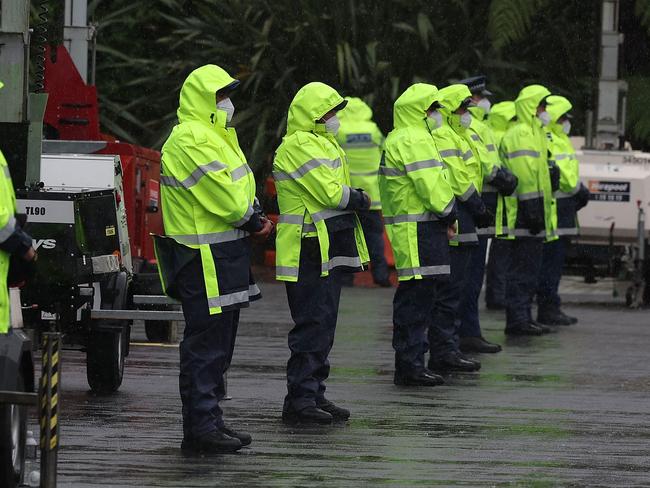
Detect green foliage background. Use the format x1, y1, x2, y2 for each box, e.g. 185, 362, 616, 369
63, 0, 650, 173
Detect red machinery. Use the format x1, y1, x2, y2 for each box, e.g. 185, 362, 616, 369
43, 45, 163, 269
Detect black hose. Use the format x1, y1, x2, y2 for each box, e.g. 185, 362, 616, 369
34, 1, 49, 93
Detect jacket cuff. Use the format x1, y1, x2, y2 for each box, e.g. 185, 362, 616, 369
344, 187, 369, 211
235, 207, 264, 233
0, 226, 33, 257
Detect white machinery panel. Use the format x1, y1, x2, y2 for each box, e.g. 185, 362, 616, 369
40, 153, 116, 191
577, 149, 650, 243
15, 199, 75, 224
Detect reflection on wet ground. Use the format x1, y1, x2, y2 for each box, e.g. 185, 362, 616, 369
44, 283, 650, 487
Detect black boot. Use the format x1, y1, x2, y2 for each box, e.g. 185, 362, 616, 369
459, 336, 502, 354
219, 425, 252, 447
537, 310, 572, 326
282, 406, 333, 425
529, 320, 553, 333
394, 368, 445, 386
505, 322, 545, 336
317, 399, 350, 420
428, 351, 481, 373
181, 430, 242, 454
558, 310, 578, 324
458, 352, 482, 370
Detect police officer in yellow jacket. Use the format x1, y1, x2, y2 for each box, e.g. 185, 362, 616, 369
536, 95, 589, 326
499, 85, 555, 335
485, 101, 518, 310
156, 65, 273, 453
427, 84, 488, 373
336, 97, 390, 287
1, 148, 36, 336
456, 76, 518, 354
380, 83, 457, 386
274, 82, 370, 424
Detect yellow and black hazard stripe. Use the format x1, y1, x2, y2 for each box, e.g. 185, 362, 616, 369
39, 333, 60, 451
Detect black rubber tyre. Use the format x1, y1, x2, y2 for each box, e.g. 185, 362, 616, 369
144, 320, 174, 343
86, 328, 126, 393
0, 370, 27, 488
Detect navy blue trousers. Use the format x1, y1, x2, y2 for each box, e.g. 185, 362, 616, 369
177, 255, 239, 439
537, 237, 569, 314
485, 238, 511, 307
393, 278, 437, 376
359, 210, 389, 283
505, 238, 544, 327
429, 246, 472, 361
458, 236, 488, 338
284, 238, 342, 412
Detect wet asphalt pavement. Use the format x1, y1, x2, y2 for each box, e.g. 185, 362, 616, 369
38, 281, 650, 487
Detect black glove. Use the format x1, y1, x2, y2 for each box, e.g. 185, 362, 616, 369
548, 163, 560, 192
345, 188, 371, 211
520, 198, 545, 236
474, 208, 495, 229
492, 168, 518, 196
575, 183, 590, 211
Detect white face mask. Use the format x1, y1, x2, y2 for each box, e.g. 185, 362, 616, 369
324, 115, 340, 135
428, 110, 443, 129
562, 120, 571, 135
538, 110, 551, 126
477, 98, 491, 114
460, 112, 472, 128
216, 97, 235, 123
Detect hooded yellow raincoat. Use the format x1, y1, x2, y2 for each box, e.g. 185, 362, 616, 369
273, 82, 369, 282
379, 83, 456, 280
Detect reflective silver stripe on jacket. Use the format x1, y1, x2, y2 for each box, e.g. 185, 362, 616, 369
451, 232, 478, 243
511, 228, 545, 237
383, 212, 440, 224
322, 255, 363, 273
379, 158, 442, 176
397, 265, 451, 277
486, 144, 496, 152
278, 214, 304, 225
2, 165, 10, 178
233, 205, 254, 227
463, 150, 473, 161
341, 142, 377, 149
554, 153, 570, 161
207, 289, 251, 309
230, 163, 252, 181
160, 160, 228, 188
171, 229, 248, 245
517, 191, 543, 201
302, 223, 317, 233
273, 158, 341, 181
554, 183, 581, 199
470, 134, 480, 141
311, 208, 353, 222
506, 150, 541, 159
0, 215, 16, 243
458, 184, 477, 202
477, 226, 495, 235
555, 227, 578, 236
439, 198, 455, 218
439, 149, 463, 159
249, 283, 261, 296
276, 266, 299, 278
336, 185, 351, 210
350, 170, 379, 177
484, 165, 499, 183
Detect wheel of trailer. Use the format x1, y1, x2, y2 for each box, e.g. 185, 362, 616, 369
144, 320, 174, 343
0, 370, 27, 488
87, 328, 126, 393
86, 271, 130, 393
